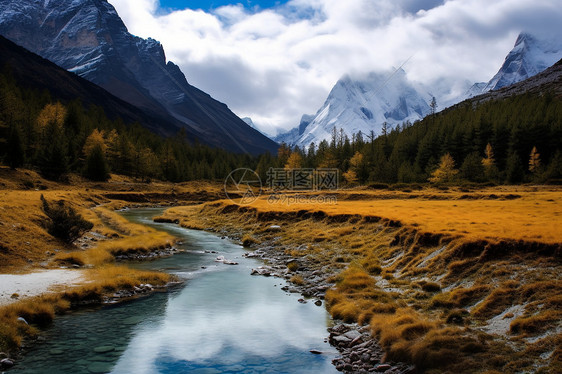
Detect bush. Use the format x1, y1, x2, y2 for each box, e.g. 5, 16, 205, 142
41, 195, 93, 244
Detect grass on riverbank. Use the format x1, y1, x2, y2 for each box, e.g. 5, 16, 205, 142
0, 167, 210, 355
157, 187, 562, 373
0, 166, 221, 272
0, 265, 173, 353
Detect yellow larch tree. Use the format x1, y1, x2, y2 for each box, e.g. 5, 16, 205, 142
429, 153, 458, 183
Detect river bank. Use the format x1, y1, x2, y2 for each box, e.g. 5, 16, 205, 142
0, 168, 224, 366
8, 207, 339, 374
155, 190, 562, 373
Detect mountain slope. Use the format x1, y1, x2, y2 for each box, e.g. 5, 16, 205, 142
0, 35, 184, 136
0, 0, 277, 154
467, 32, 562, 98
279, 69, 431, 147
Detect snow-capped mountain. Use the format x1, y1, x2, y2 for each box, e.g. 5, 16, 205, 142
467, 32, 562, 98
0, 0, 277, 154
274, 114, 314, 144
278, 69, 431, 148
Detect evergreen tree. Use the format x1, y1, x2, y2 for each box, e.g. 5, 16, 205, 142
37, 121, 68, 180
505, 151, 525, 184
460, 152, 484, 182
84, 144, 110, 181
6, 125, 24, 169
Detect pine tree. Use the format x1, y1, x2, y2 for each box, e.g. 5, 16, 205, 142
505, 151, 524, 184
429, 153, 458, 183
37, 120, 68, 180
6, 125, 24, 169
84, 144, 110, 181
460, 152, 484, 182
430, 96, 437, 116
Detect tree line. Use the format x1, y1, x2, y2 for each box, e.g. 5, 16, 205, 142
1, 64, 561, 186
0, 68, 256, 182
259, 92, 562, 186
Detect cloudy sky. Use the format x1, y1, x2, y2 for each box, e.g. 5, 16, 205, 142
109, 0, 562, 136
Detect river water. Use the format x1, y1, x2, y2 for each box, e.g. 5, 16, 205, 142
10, 208, 338, 374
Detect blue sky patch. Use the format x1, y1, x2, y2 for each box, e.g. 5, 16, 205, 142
158, 0, 289, 12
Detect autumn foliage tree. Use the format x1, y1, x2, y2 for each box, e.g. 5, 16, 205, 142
429, 153, 458, 183
285, 152, 303, 169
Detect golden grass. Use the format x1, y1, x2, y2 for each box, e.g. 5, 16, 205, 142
156, 195, 562, 373
241, 234, 259, 247
244, 186, 562, 243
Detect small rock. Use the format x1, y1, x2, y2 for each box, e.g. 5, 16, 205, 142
349, 335, 363, 347
343, 330, 362, 340
314, 300, 322, 306
332, 335, 352, 344
0, 358, 14, 369
298, 298, 307, 304
310, 350, 323, 355
93, 345, 115, 354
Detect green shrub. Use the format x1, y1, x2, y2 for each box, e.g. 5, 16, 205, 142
41, 195, 93, 243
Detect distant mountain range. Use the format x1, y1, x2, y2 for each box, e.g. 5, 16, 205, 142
0, 0, 278, 155
275, 69, 432, 148
276, 32, 562, 148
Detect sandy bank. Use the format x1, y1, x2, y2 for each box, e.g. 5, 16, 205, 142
0, 270, 84, 306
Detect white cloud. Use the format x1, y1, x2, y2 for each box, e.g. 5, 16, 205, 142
109, 0, 562, 136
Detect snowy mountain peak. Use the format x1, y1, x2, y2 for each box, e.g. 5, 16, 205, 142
484, 32, 562, 92
277, 68, 431, 148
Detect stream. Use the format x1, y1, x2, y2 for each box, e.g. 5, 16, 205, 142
10, 208, 338, 374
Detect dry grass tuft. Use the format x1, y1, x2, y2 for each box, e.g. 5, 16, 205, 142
241, 234, 259, 247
